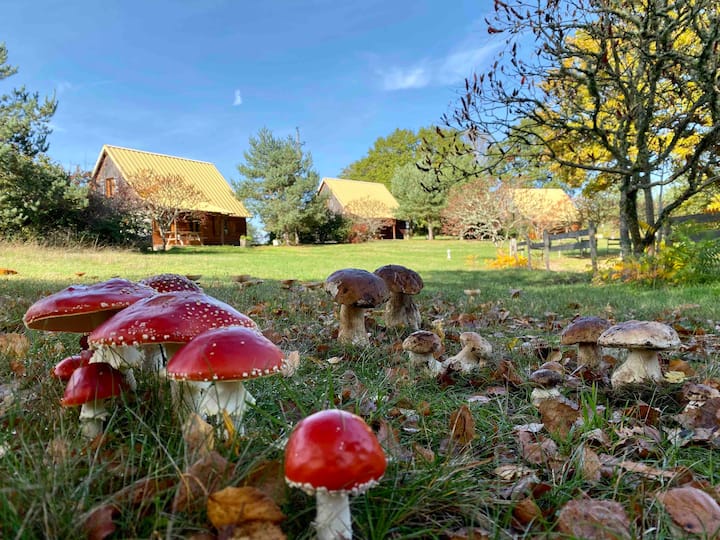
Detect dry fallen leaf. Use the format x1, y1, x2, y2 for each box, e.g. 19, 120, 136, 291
83, 504, 120, 540
556, 498, 631, 539
243, 460, 288, 504
172, 450, 233, 514
538, 397, 581, 438
207, 486, 285, 528
281, 350, 301, 377
450, 404, 476, 446
580, 445, 602, 483
656, 486, 720, 537
218, 520, 287, 539
0, 333, 30, 359
182, 412, 215, 462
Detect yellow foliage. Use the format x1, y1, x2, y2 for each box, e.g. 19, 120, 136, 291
486, 250, 528, 269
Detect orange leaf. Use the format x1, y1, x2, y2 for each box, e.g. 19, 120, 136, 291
450, 404, 476, 446
207, 486, 285, 528
656, 487, 720, 537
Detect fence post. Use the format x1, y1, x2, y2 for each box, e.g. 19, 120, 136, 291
543, 230, 551, 270
525, 232, 532, 269
588, 221, 598, 274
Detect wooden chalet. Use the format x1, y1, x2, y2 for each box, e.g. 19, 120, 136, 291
318, 177, 405, 239
510, 188, 580, 236
91, 145, 251, 249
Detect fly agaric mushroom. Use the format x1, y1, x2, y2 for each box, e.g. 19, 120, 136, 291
560, 316, 611, 369
88, 291, 258, 376
443, 331, 493, 373
597, 320, 681, 388
52, 348, 94, 381
284, 409, 386, 540
139, 273, 203, 293
373, 264, 424, 330
324, 268, 389, 346
61, 362, 128, 438
23, 278, 155, 333
165, 325, 283, 435
529, 361, 564, 407
402, 330, 443, 375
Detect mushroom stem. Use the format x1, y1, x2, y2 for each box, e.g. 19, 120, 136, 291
611, 349, 663, 387
78, 400, 108, 439
576, 343, 602, 369
443, 346, 487, 373
175, 380, 257, 436
385, 292, 421, 330
314, 491, 352, 540
338, 305, 368, 346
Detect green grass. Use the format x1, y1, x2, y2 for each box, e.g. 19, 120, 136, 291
1, 239, 719, 539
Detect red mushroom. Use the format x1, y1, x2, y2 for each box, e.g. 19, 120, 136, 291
139, 273, 203, 293
284, 409, 386, 540
52, 348, 94, 381
23, 278, 156, 333
166, 326, 283, 435
61, 362, 128, 438
88, 291, 258, 380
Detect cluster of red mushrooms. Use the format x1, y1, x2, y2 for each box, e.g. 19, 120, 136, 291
22, 264, 683, 538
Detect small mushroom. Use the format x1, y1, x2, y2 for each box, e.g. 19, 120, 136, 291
597, 320, 680, 387
443, 331, 493, 373
61, 362, 128, 438
324, 269, 389, 346
529, 361, 564, 407
373, 264, 424, 330
560, 316, 611, 369
52, 348, 94, 381
284, 409, 386, 540
165, 326, 283, 435
402, 330, 443, 375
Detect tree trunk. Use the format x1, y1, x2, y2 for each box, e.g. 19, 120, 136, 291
427, 224, 435, 240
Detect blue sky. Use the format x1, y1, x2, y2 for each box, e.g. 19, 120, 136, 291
2, 0, 500, 184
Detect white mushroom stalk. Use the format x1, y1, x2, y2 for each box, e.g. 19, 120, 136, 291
338, 304, 370, 346
443, 332, 493, 373
78, 400, 109, 439
174, 379, 257, 436
610, 348, 664, 386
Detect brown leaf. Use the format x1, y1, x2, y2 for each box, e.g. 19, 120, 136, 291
83, 504, 120, 540
516, 430, 559, 465
113, 476, 176, 507
450, 404, 476, 446
656, 487, 720, 537
622, 403, 661, 427
0, 333, 30, 359
443, 527, 490, 540
172, 450, 233, 514
512, 497, 542, 528
580, 446, 602, 483
243, 460, 288, 505
207, 486, 285, 528
182, 412, 215, 462
668, 358, 695, 377
556, 499, 631, 539
538, 397, 581, 438
218, 520, 287, 539
492, 359, 523, 385
675, 397, 720, 431
413, 443, 435, 463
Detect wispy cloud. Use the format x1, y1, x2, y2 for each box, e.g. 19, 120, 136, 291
378, 42, 501, 91
233, 89, 243, 106
55, 80, 73, 95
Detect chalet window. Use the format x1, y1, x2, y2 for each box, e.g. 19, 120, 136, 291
189, 219, 201, 233
105, 178, 115, 197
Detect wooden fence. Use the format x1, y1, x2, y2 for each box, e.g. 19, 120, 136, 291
517, 223, 600, 271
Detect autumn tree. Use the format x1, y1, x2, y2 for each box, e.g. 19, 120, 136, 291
128, 169, 205, 251
236, 128, 326, 245
442, 0, 720, 255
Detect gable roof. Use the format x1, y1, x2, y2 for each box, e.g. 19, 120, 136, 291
92, 145, 250, 218
510, 188, 578, 224
318, 177, 398, 219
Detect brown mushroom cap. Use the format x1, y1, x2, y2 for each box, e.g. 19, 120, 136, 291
529, 368, 563, 387
324, 268, 389, 308
23, 278, 156, 333
373, 264, 423, 295
560, 316, 611, 345
402, 330, 442, 355
597, 320, 680, 350
459, 331, 492, 355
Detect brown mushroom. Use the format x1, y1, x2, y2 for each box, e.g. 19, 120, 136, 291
529, 361, 564, 407
402, 330, 443, 376
373, 264, 424, 330
443, 331, 493, 373
597, 320, 680, 387
560, 316, 611, 369
324, 269, 389, 346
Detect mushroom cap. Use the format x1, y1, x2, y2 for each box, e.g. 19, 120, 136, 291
459, 331, 493, 355
529, 368, 563, 387
373, 264, 424, 295
23, 278, 156, 333
324, 268, 389, 308
61, 362, 127, 406
139, 273, 203, 293
87, 291, 257, 348
561, 316, 611, 345
284, 409, 386, 495
166, 326, 283, 382
402, 330, 442, 355
53, 349, 94, 381
597, 320, 680, 350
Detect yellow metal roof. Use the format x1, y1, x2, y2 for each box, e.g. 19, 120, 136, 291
92, 145, 251, 217
510, 188, 578, 224
319, 177, 398, 219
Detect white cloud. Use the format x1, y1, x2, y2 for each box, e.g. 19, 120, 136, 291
233, 89, 243, 106
378, 42, 501, 91
55, 81, 73, 94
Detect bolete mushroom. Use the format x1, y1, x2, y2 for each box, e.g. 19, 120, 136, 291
560, 316, 611, 369
373, 264, 424, 330
443, 331, 493, 373
166, 326, 283, 435
61, 362, 128, 438
284, 409, 386, 540
597, 320, 680, 387
402, 330, 443, 376
324, 268, 389, 346
529, 361, 564, 407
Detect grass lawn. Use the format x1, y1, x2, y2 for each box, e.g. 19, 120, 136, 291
1, 239, 720, 538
